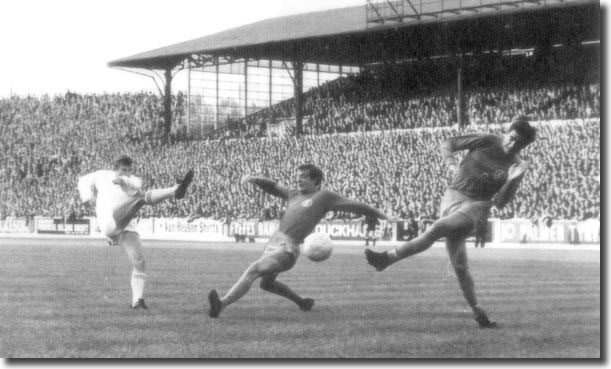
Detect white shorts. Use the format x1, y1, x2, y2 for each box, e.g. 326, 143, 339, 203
263, 232, 300, 257
97, 214, 137, 241
439, 189, 492, 224
261, 232, 299, 272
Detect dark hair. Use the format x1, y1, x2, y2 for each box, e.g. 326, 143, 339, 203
114, 155, 133, 168
297, 164, 324, 186
509, 116, 537, 146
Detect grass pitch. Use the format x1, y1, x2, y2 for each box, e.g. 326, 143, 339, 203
0, 238, 600, 358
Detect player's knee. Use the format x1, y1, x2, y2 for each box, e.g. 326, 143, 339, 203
132, 256, 145, 272
451, 261, 468, 274
259, 278, 275, 291
245, 263, 263, 281
433, 219, 467, 238
134, 260, 145, 273
256, 253, 290, 274
428, 221, 450, 237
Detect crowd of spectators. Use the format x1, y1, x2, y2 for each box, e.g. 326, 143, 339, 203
229, 51, 600, 137
0, 50, 600, 223
0, 85, 600, 224
232, 74, 599, 136
0, 91, 185, 219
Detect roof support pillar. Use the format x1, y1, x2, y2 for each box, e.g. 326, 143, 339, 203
269, 59, 273, 108
456, 61, 468, 129
216, 58, 220, 130
163, 68, 173, 139
292, 60, 304, 136
244, 60, 249, 119
187, 64, 191, 134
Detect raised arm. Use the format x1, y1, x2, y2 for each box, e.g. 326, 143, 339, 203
242, 175, 289, 200
440, 133, 494, 175
327, 192, 398, 222
440, 139, 459, 169
493, 158, 530, 209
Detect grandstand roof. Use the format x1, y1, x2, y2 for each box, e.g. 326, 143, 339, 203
109, 0, 599, 70
110, 6, 366, 69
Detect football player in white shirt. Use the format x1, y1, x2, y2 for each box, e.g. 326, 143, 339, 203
78, 155, 194, 309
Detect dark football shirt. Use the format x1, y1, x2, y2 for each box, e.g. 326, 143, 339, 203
446, 133, 515, 201
278, 190, 343, 243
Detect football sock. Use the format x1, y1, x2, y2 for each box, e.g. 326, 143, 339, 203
144, 186, 178, 204
131, 270, 146, 305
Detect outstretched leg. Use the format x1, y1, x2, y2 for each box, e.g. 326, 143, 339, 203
143, 169, 194, 203
114, 198, 147, 231
260, 273, 314, 311
209, 251, 295, 318
366, 213, 473, 271
114, 170, 194, 230
446, 237, 496, 328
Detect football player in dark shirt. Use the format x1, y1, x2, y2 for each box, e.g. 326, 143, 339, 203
366, 116, 537, 328
207, 164, 399, 318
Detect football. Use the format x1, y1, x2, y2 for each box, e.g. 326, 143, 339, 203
302, 232, 333, 262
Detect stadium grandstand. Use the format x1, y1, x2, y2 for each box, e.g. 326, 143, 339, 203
107, 0, 598, 136
0, 0, 600, 227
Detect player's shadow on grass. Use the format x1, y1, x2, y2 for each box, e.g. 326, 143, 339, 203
216, 305, 330, 323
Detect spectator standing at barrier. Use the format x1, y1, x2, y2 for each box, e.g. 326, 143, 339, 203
403, 216, 419, 242
361, 215, 380, 246
474, 219, 488, 248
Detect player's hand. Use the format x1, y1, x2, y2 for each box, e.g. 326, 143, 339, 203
446, 164, 458, 180
508, 160, 530, 180
240, 174, 252, 187
112, 176, 125, 186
